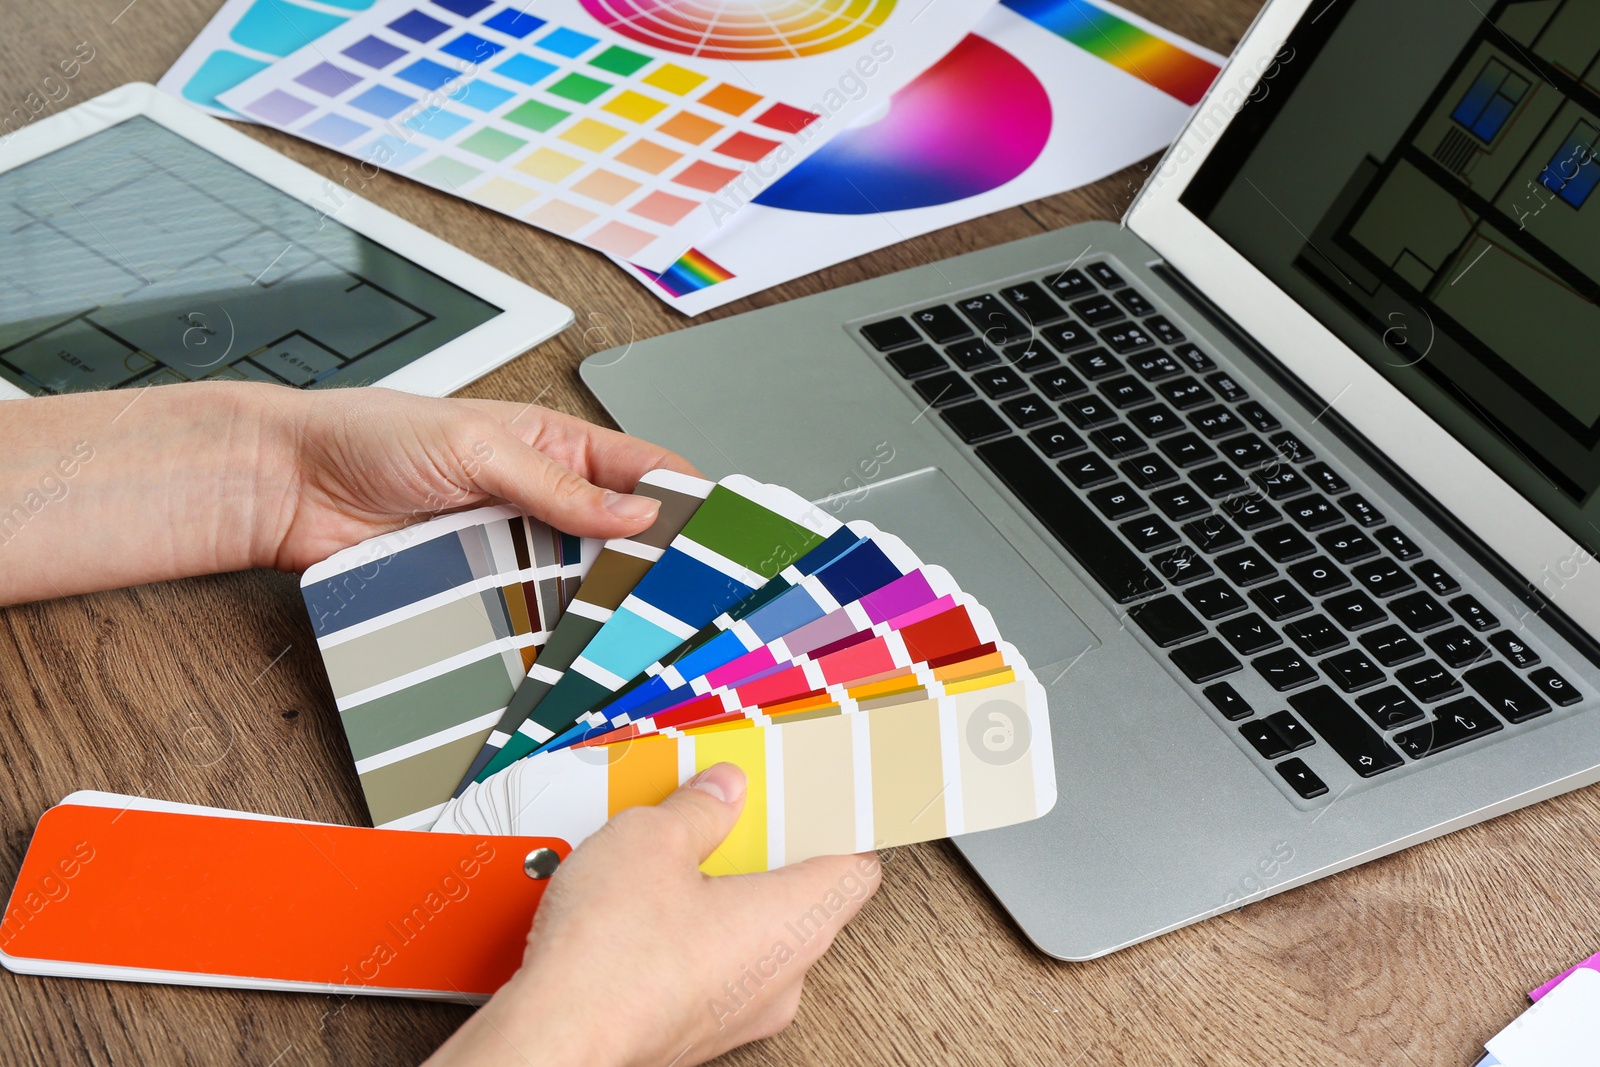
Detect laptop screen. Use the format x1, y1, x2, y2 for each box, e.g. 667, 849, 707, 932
1181, 0, 1600, 557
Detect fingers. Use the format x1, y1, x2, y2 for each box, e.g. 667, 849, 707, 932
651, 763, 749, 867
468, 399, 703, 488
752, 851, 882, 957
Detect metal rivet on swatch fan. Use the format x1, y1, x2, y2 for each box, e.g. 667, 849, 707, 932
523, 848, 560, 880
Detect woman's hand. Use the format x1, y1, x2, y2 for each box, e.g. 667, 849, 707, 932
426, 764, 881, 1067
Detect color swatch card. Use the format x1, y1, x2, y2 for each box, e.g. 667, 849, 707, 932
0, 791, 566, 1000
1485, 967, 1600, 1067
212, 0, 992, 270
300, 503, 597, 829
624, 0, 1226, 311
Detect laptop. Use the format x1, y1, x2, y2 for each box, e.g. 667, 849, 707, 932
582, 0, 1600, 960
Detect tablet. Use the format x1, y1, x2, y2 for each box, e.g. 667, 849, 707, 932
0, 83, 571, 398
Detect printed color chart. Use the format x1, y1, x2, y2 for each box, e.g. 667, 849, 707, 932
1001, 0, 1218, 105
580, 0, 897, 59
218, 0, 821, 269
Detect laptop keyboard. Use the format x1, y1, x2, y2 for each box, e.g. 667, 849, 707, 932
856, 258, 1585, 803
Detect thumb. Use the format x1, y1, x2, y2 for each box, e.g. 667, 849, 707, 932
653, 763, 749, 867
470, 426, 662, 538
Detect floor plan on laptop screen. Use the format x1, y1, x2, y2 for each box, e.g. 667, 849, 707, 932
0, 117, 499, 396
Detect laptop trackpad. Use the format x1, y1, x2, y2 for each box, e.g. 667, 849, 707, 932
816, 467, 1098, 670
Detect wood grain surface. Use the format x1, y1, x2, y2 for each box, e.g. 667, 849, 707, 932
6, 1, 1600, 1063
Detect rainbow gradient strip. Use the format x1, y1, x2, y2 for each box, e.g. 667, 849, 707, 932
1002, 0, 1219, 105
641, 248, 736, 297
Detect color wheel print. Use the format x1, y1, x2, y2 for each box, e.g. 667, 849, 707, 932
580, 0, 896, 60
755, 35, 1052, 214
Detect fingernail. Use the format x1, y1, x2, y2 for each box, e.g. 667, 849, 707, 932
688, 762, 746, 804
602, 491, 660, 523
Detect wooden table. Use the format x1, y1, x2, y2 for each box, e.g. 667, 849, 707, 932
6, 1, 1600, 1062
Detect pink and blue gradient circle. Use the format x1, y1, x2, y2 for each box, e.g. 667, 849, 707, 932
755, 35, 1052, 214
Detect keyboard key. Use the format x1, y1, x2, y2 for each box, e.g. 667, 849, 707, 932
1193, 462, 1249, 498
1217, 547, 1277, 587
957, 293, 1030, 344
1426, 627, 1490, 669
1086, 262, 1126, 288
1089, 483, 1147, 521
1072, 294, 1124, 327
1157, 377, 1212, 410
1465, 662, 1550, 723
1221, 494, 1281, 531
1127, 403, 1183, 438
1183, 516, 1243, 553
1266, 711, 1316, 751
1173, 343, 1216, 373
1099, 375, 1154, 408
976, 437, 1162, 604
862, 317, 920, 350
1353, 559, 1416, 600
1100, 323, 1156, 354
1069, 347, 1121, 379
1394, 696, 1503, 757
1255, 648, 1318, 691
1241, 719, 1292, 759
1185, 580, 1246, 620
1205, 372, 1248, 403
1487, 630, 1539, 668
1170, 638, 1242, 683
1122, 455, 1178, 490
1284, 495, 1343, 531
974, 367, 1029, 399
1356, 686, 1426, 729
1190, 405, 1244, 439
1002, 394, 1055, 428
1287, 556, 1351, 597
1375, 526, 1423, 560
1034, 368, 1088, 400
1204, 681, 1253, 720
1252, 580, 1313, 621
1268, 431, 1314, 463
1319, 527, 1380, 565
1000, 282, 1067, 325
1219, 612, 1282, 655
1045, 268, 1094, 299
1237, 401, 1281, 433
1129, 351, 1183, 381
1062, 396, 1118, 429
1321, 649, 1385, 692
1391, 591, 1451, 630
914, 373, 975, 407
1116, 289, 1157, 317
1252, 466, 1313, 500
1450, 595, 1498, 632
1150, 485, 1211, 521
1153, 546, 1213, 585
1121, 516, 1180, 553
942, 401, 1010, 443
909, 305, 972, 344
1325, 590, 1387, 631
1128, 595, 1206, 648
1061, 452, 1119, 489
1005, 339, 1060, 373
1277, 757, 1329, 799
1529, 666, 1582, 707
1147, 316, 1186, 346
1359, 624, 1424, 666
1284, 615, 1348, 656
1303, 463, 1349, 495
886, 345, 946, 379
1042, 320, 1097, 353
1340, 494, 1384, 527
1396, 659, 1462, 703
1029, 423, 1086, 458
947, 338, 1002, 371
1221, 435, 1279, 471
1256, 524, 1315, 562
1156, 433, 1213, 469
1289, 687, 1403, 776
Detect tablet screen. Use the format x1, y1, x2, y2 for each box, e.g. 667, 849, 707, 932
0, 116, 501, 395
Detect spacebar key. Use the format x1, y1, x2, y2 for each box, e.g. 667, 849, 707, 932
1288, 686, 1403, 777
976, 437, 1162, 603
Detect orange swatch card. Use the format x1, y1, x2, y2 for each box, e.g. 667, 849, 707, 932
0, 792, 567, 1001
